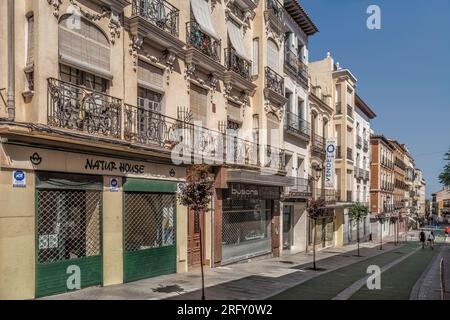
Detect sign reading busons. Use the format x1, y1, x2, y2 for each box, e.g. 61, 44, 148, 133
324, 139, 336, 188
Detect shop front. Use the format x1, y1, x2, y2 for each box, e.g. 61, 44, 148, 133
0, 143, 186, 299
308, 209, 335, 250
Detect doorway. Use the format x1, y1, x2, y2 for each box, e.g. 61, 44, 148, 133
188, 209, 205, 269
283, 205, 293, 249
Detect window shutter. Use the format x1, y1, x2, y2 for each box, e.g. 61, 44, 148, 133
267, 40, 279, 72
227, 101, 241, 123
26, 15, 34, 66
190, 84, 208, 124
252, 38, 259, 76
266, 112, 279, 147
59, 16, 111, 74
138, 60, 164, 90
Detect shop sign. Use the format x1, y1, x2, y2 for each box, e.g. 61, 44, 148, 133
85, 159, 145, 175
325, 138, 337, 188
230, 184, 280, 200
12, 170, 26, 188
110, 177, 119, 192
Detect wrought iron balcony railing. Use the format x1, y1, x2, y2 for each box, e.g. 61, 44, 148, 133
264, 145, 286, 172
314, 188, 336, 204
284, 47, 308, 85
284, 111, 311, 140
265, 66, 284, 96
47, 79, 270, 168
132, 0, 180, 37
312, 133, 325, 157
347, 104, 353, 118
225, 47, 251, 80
266, 0, 284, 22
186, 21, 221, 62
285, 177, 312, 198
47, 78, 122, 138
356, 135, 362, 148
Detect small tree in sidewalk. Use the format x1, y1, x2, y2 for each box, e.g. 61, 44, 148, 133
307, 198, 326, 270
177, 165, 214, 300
349, 203, 369, 257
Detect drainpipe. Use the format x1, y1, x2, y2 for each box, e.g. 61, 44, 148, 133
7, 0, 15, 121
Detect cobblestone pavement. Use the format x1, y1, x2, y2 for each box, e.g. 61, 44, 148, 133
42, 238, 403, 300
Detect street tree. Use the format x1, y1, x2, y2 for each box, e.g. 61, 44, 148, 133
348, 202, 369, 257
177, 165, 214, 300
439, 148, 450, 187
307, 198, 326, 270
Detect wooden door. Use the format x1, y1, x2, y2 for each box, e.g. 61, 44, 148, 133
188, 209, 205, 269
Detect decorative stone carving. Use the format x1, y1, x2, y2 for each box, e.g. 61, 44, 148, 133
47, 0, 62, 18
130, 36, 143, 71
209, 74, 219, 92
186, 64, 196, 79
264, 102, 283, 121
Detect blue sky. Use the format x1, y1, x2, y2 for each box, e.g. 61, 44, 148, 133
301, 0, 450, 198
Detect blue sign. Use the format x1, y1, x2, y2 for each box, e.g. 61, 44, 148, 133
13, 170, 26, 188
110, 177, 119, 192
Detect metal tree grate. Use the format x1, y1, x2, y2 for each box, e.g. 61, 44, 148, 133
124, 193, 176, 252
37, 190, 101, 264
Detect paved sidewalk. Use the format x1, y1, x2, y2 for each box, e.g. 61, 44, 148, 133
43, 239, 405, 300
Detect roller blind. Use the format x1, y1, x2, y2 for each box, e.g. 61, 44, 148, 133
190, 0, 218, 39
266, 112, 279, 147
59, 16, 111, 76
190, 84, 208, 124
267, 39, 279, 72
227, 100, 241, 122
138, 60, 164, 90
227, 21, 249, 60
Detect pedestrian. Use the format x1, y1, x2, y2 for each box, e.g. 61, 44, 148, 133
445, 226, 449, 238
419, 230, 426, 249
428, 231, 435, 250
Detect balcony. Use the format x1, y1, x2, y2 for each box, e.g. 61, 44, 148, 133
265, 0, 284, 23
347, 147, 353, 161
132, 0, 179, 37
47, 78, 122, 138
356, 135, 362, 149
383, 204, 394, 213
264, 67, 287, 106
356, 167, 364, 180
186, 21, 221, 62
284, 177, 312, 199
311, 133, 325, 158
47, 78, 268, 168
224, 47, 251, 80
284, 47, 308, 87
284, 111, 310, 141
264, 145, 286, 172
314, 188, 336, 204
347, 104, 353, 119
363, 140, 369, 152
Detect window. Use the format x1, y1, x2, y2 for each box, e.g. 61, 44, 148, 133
347, 87, 353, 106
266, 112, 279, 147
252, 38, 259, 76
138, 60, 164, 90
59, 15, 111, 75
190, 84, 208, 124
267, 39, 279, 72
138, 87, 163, 113
60, 64, 109, 92
25, 13, 34, 93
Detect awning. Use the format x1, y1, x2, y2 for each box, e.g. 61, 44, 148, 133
227, 169, 294, 187
190, 0, 218, 39
227, 21, 250, 61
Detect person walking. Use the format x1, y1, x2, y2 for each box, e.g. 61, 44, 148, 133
428, 231, 435, 250
419, 230, 426, 249
445, 226, 449, 239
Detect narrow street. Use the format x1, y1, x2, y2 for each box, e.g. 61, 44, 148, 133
43, 231, 450, 300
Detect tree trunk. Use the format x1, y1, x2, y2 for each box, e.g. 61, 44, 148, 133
357, 219, 360, 257
313, 218, 317, 270
198, 210, 205, 300
379, 220, 383, 250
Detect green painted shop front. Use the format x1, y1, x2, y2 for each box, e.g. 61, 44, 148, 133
35, 172, 103, 298
123, 178, 177, 283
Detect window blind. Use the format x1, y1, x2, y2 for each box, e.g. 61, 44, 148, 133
190, 84, 208, 124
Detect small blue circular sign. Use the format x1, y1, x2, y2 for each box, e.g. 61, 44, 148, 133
111, 178, 118, 188
14, 171, 25, 181
327, 144, 336, 153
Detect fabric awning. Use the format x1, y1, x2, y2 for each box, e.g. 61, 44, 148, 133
227, 21, 250, 61
190, 0, 219, 39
